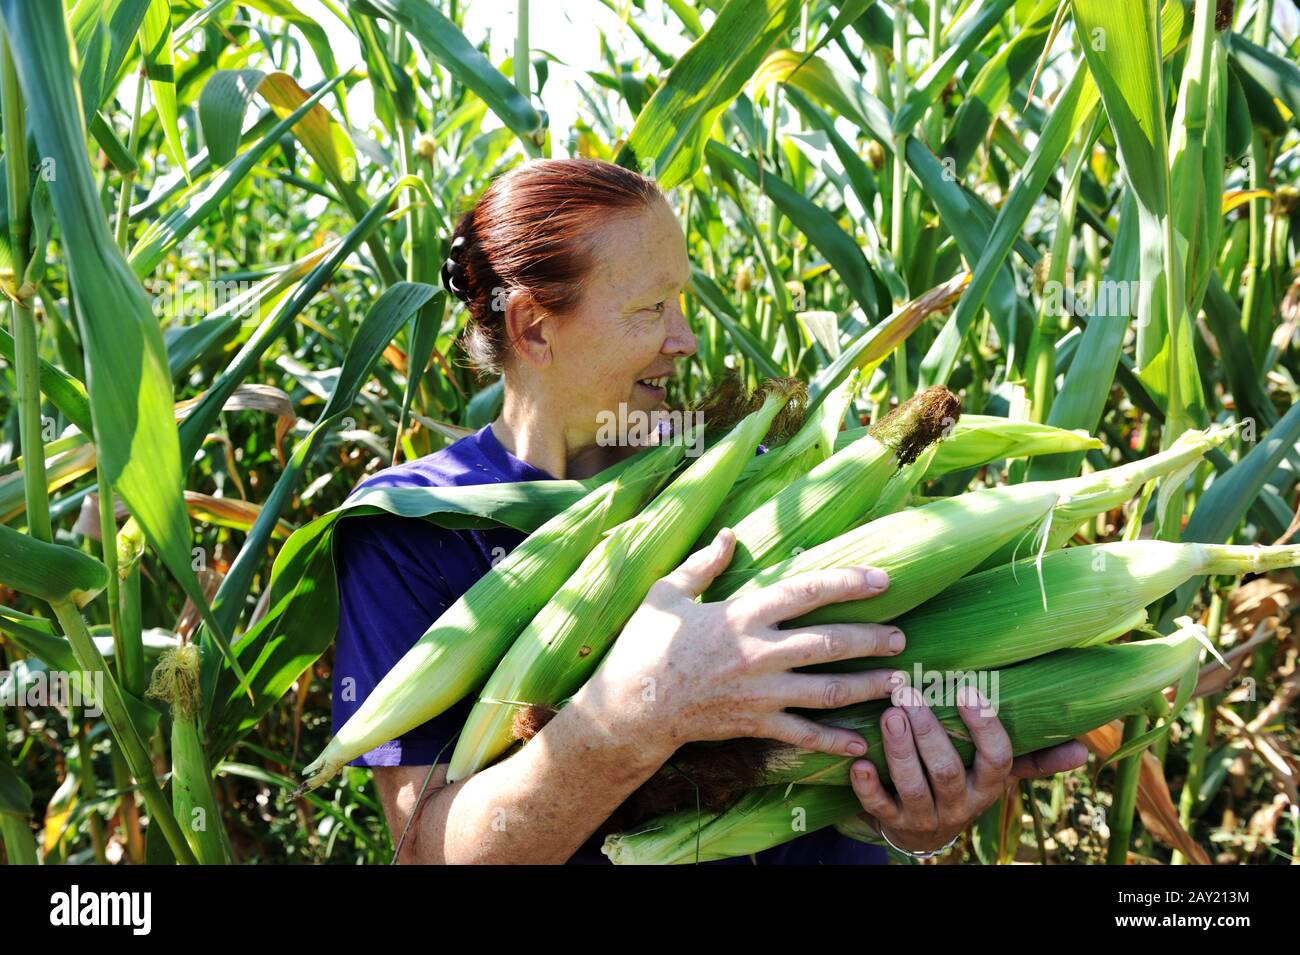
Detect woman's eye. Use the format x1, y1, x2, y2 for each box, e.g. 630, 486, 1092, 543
651, 300, 667, 313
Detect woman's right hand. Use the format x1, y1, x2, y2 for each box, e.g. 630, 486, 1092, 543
573, 528, 906, 763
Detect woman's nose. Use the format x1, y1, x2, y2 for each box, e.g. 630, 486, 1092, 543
663, 299, 697, 358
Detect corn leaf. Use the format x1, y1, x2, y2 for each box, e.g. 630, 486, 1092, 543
1159, 402, 1300, 625
943, 0, 1058, 174
0, 326, 93, 433
140, 0, 189, 181
919, 66, 1098, 388
129, 71, 348, 277
0, 0, 247, 688
0, 521, 107, 608
71, 0, 150, 118
201, 281, 438, 702
349, 0, 544, 146
1072, 0, 1206, 450
690, 268, 785, 378
705, 140, 879, 321
175, 177, 429, 465
203, 475, 598, 757
0, 762, 33, 818
892, 0, 1017, 135
1224, 30, 1300, 129
615, 0, 802, 186
762, 50, 1020, 347
1029, 194, 1140, 481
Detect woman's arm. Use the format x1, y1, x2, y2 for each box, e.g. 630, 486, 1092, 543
374, 694, 673, 864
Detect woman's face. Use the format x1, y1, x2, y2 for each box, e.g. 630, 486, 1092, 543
537, 198, 696, 434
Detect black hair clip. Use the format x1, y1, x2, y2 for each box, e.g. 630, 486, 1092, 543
440, 234, 470, 302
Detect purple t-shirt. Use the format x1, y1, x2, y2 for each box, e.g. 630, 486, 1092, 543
331, 425, 886, 865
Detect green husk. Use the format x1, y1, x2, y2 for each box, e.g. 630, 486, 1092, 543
812, 540, 1300, 675
610, 631, 1202, 860
147, 645, 231, 865
602, 784, 863, 865
832, 414, 1104, 479
755, 630, 1204, 787
975, 423, 1234, 569
710, 479, 1064, 616
720, 425, 1234, 624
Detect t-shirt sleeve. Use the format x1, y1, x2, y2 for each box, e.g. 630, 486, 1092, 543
330, 512, 480, 768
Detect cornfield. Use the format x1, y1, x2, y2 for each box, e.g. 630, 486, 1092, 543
0, 0, 1298, 868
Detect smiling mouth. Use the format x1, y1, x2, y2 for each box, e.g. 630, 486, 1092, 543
637, 376, 669, 390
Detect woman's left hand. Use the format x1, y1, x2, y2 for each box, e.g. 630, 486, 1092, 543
850, 683, 1089, 856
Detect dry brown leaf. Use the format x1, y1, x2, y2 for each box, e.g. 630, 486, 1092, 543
1180, 620, 1283, 701
182, 491, 295, 540
1228, 577, 1299, 629
174, 566, 223, 642
1082, 723, 1211, 864
1216, 705, 1300, 803
175, 383, 297, 467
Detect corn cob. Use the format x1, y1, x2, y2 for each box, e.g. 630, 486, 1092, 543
701, 387, 960, 591
298, 439, 688, 791
707, 480, 1064, 614
833, 414, 1103, 479
699, 371, 861, 542
807, 540, 1300, 677
839, 415, 1101, 525
847, 439, 941, 523
147, 644, 232, 865
754, 629, 1204, 787
973, 423, 1234, 569
446, 380, 803, 783
725, 426, 1233, 624
602, 783, 862, 865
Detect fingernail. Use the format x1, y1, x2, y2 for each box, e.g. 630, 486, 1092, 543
885, 711, 906, 736
865, 568, 889, 590
847, 739, 867, 756
853, 763, 871, 780
887, 628, 905, 653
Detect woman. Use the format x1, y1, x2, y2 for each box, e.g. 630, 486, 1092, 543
331, 158, 1086, 864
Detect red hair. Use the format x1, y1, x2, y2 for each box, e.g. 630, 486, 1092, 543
441, 158, 666, 375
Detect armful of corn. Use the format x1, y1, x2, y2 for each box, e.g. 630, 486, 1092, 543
296, 395, 1289, 864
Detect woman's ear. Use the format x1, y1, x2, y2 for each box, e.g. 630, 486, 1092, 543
504, 290, 553, 368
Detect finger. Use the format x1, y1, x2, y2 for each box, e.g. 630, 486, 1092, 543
849, 761, 901, 828
755, 623, 905, 670
733, 566, 889, 626
877, 707, 937, 827
893, 685, 968, 810
954, 684, 1015, 796
1010, 740, 1090, 780
757, 712, 871, 759
655, 528, 735, 599
774, 670, 904, 710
